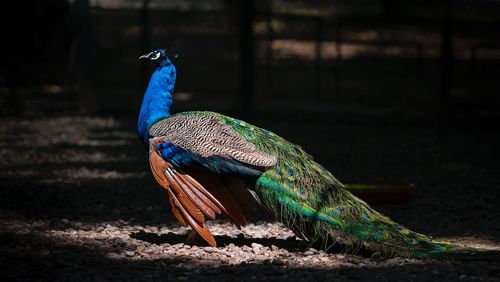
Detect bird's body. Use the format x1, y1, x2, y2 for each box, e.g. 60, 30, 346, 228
137, 50, 483, 259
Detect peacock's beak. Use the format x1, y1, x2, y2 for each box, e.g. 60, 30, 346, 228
139, 53, 151, 60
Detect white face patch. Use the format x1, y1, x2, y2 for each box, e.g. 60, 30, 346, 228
151, 51, 161, 60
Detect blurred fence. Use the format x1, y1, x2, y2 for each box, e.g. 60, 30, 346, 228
2, 0, 500, 115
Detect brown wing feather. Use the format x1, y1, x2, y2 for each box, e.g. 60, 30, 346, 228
149, 145, 216, 245
228, 179, 257, 214
163, 168, 206, 224
166, 190, 187, 226
149, 143, 259, 247
176, 173, 223, 216
188, 168, 256, 227
169, 191, 217, 247
149, 150, 188, 227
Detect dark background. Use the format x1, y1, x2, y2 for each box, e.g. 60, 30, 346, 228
1, 0, 500, 281
3, 0, 500, 116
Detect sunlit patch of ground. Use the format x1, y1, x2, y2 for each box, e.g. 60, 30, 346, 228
443, 237, 500, 251
1, 213, 499, 281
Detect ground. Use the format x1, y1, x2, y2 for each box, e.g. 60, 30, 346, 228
0, 111, 499, 281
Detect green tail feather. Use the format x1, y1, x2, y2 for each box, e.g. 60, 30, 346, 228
424, 246, 500, 261
257, 175, 451, 258
198, 111, 492, 259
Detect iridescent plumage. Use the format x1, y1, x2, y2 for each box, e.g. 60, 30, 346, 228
137, 49, 486, 258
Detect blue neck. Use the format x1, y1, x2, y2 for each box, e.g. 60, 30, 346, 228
138, 62, 176, 144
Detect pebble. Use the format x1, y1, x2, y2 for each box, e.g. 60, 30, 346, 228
251, 243, 263, 249
95, 234, 107, 240
203, 247, 216, 253
172, 243, 184, 249
125, 251, 134, 257
112, 238, 126, 246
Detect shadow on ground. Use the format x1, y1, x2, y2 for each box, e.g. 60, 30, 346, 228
2, 228, 499, 281
1, 114, 500, 280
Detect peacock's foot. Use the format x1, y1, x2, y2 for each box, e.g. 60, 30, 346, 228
185, 230, 211, 246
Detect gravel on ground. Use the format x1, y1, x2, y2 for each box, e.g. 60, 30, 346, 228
1, 114, 499, 281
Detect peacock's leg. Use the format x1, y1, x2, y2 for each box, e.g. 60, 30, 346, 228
185, 230, 210, 246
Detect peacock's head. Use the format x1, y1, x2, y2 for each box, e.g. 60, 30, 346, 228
139, 49, 177, 67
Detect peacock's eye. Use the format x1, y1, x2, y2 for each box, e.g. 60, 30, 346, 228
151, 51, 161, 60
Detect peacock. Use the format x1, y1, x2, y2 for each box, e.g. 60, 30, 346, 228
137, 49, 484, 259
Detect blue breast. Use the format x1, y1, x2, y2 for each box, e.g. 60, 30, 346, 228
138, 61, 176, 144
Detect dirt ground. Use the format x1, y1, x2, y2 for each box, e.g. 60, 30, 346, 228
1, 111, 499, 281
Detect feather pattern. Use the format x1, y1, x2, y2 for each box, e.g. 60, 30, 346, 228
149, 114, 276, 174
155, 111, 451, 257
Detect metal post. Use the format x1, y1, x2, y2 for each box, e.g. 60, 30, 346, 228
141, 0, 151, 52
440, 10, 453, 101
265, 6, 273, 93
72, 0, 94, 113
314, 17, 323, 99
140, 0, 151, 85
238, 0, 255, 113
334, 18, 342, 95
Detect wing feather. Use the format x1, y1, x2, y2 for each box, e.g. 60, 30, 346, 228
189, 170, 253, 227
148, 114, 277, 171
149, 142, 257, 246
163, 167, 206, 224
